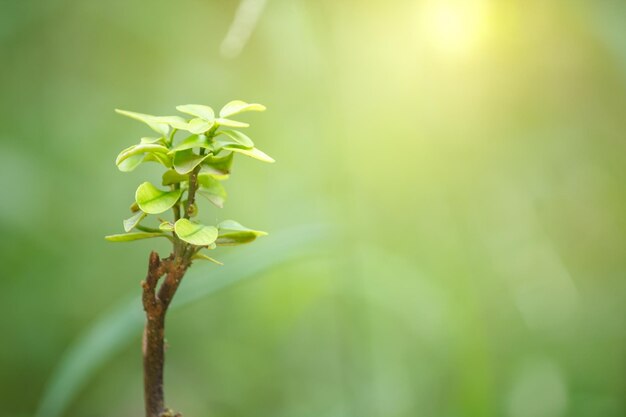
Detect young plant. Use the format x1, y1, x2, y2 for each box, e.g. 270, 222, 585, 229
106, 101, 273, 417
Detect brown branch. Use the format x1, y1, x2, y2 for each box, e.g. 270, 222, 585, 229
141, 251, 191, 417
157, 260, 189, 310
141, 251, 164, 315
141, 251, 168, 417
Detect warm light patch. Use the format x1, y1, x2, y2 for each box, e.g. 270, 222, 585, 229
419, 0, 490, 56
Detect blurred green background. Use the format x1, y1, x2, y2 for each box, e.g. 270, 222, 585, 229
1, 0, 625, 416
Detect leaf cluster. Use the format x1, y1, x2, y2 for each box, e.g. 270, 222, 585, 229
105, 100, 272, 264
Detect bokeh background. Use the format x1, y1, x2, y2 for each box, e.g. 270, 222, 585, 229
1, 0, 625, 416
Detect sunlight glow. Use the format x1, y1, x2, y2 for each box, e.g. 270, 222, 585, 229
420, 0, 490, 56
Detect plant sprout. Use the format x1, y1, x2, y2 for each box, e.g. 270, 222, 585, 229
105, 100, 273, 417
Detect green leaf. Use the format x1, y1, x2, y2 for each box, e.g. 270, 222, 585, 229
115, 109, 169, 136
162, 169, 188, 186
192, 252, 223, 265
224, 146, 275, 163
143, 152, 172, 168
123, 211, 146, 232
140, 136, 167, 145
135, 182, 183, 214
187, 118, 213, 134
104, 232, 168, 242
201, 152, 234, 176
213, 129, 254, 151
115, 143, 169, 168
154, 115, 189, 130
159, 221, 174, 232
215, 118, 249, 128
170, 134, 211, 153
176, 104, 215, 121
216, 220, 267, 246
173, 149, 211, 174
174, 219, 218, 246
117, 153, 144, 172
197, 174, 227, 208
219, 100, 266, 118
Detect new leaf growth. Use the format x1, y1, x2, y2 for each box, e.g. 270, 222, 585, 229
106, 100, 273, 262
105, 100, 273, 417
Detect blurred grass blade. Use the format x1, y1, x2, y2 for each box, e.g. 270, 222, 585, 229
220, 0, 267, 59
35, 224, 327, 417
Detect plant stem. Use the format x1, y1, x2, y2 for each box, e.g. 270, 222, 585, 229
141, 249, 191, 417
184, 148, 206, 219
142, 131, 208, 416
173, 183, 181, 221
143, 312, 166, 417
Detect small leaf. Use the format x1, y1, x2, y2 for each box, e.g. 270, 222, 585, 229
140, 137, 167, 145
173, 149, 211, 174
201, 152, 234, 176
192, 252, 223, 265
116, 143, 170, 167
215, 118, 249, 128
154, 115, 189, 130
115, 109, 169, 136
159, 221, 174, 232
143, 152, 172, 168
224, 146, 275, 163
105, 232, 168, 242
170, 134, 211, 153
213, 129, 254, 151
162, 169, 188, 186
219, 100, 266, 118
197, 174, 227, 208
117, 153, 144, 172
123, 211, 146, 232
215, 220, 267, 246
135, 182, 183, 214
176, 104, 215, 121
187, 118, 213, 134
174, 219, 218, 246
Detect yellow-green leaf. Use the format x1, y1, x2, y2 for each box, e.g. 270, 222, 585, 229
170, 134, 211, 153
104, 232, 169, 242
115, 109, 169, 136
117, 153, 144, 172
173, 149, 211, 174
143, 152, 172, 168
176, 104, 215, 121
224, 146, 275, 163
140, 137, 167, 145
213, 129, 254, 150
154, 115, 189, 130
192, 252, 223, 265
215, 220, 267, 246
215, 118, 249, 128
159, 221, 174, 232
135, 182, 183, 214
219, 100, 266, 118
115, 143, 169, 167
162, 169, 188, 186
187, 118, 213, 134
123, 211, 146, 232
174, 219, 218, 246
197, 174, 227, 208
201, 152, 234, 176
